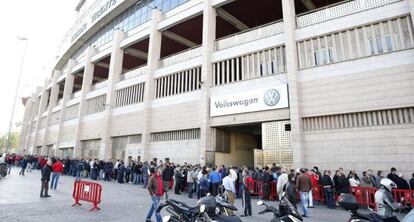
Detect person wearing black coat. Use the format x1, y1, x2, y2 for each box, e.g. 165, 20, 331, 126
40, 160, 53, 198
117, 162, 125, 183
162, 164, 174, 192
286, 173, 297, 209
336, 171, 350, 194
322, 170, 335, 209
410, 173, 414, 190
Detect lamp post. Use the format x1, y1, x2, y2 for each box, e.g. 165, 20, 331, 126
5, 36, 28, 153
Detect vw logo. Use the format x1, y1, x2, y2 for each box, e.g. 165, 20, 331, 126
263, 89, 280, 106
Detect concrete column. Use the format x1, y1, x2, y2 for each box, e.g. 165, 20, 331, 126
33, 79, 50, 155
409, 0, 414, 26
41, 70, 60, 154
73, 47, 96, 158
18, 98, 33, 154
141, 10, 162, 162
55, 59, 75, 154
282, 0, 305, 167
199, 0, 216, 165
26, 92, 40, 154
101, 29, 125, 160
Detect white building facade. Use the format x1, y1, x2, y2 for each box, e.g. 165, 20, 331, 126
19, 0, 414, 175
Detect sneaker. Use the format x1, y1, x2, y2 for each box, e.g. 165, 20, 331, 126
44, 195, 51, 198
302, 214, 308, 217
308, 206, 315, 208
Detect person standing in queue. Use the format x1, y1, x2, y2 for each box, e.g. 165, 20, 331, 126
241, 168, 253, 217
222, 169, 237, 215
145, 167, 164, 222
40, 160, 53, 198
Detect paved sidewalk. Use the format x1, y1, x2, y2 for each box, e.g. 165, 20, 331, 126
0, 167, 401, 222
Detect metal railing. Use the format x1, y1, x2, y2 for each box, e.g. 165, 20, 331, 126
296, 0, 403, 28
215, 20, 284, 51
159, 46, 202, 68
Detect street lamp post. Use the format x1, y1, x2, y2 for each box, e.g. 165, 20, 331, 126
5, 36, 28, 153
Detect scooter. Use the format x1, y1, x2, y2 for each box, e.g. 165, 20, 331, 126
338, 194, 413, 222
157, 198, 208, 222
197, 195, 242, 222
256, 194, 303, 222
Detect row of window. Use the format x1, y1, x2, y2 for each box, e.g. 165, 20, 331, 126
155, 67, 202, 98
82, 139, 101, 159
114, 82, 145, 108
86, 95, 107, 115
151, 128, 200, 142
71, 0, 190, 61
303, 107, 414, 131
112, 134, 142, 160
213, 46, 286, 86
65, 104, 80, 121
297, 15, 414, 69
49, 111, 60, 125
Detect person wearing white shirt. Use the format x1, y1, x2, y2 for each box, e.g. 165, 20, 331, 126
222, 169, 237, 215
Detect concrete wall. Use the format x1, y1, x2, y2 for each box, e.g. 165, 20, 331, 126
147, 140, 201, 164
111, 110, 145, 136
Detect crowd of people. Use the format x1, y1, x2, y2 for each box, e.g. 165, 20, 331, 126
2, 153, 414, 221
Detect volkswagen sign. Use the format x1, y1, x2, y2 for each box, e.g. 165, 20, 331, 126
263, 89, 280, 106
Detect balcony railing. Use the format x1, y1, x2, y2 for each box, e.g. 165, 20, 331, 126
91, 80, 108, 91
296, 0, 403, 28
120, 65, 147, 81
215, 20, 284, 51
159, 46, 202, 68
70, 90, 82, 99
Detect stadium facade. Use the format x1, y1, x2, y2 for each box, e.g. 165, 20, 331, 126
19, 0, 414, 175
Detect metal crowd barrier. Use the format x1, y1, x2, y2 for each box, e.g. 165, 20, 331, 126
72, 180, 102, 211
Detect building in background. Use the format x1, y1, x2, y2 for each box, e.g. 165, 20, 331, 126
19, 0, 414, 176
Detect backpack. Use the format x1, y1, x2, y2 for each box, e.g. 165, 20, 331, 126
245, 176, 254, 191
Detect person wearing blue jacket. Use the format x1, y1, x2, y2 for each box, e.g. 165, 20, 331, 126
19, 157, 28, 176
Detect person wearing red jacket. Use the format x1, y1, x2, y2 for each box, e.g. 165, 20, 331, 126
50, 159, 64, 190
306, 169, 319, 208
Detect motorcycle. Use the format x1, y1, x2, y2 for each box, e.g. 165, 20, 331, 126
256, 194, 303, 222
157, 198, 208, 222
197, 195, 242, 222
338, 194, 413, 222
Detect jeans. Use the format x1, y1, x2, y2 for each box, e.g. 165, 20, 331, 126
309, 190, 314, 207
324, 188, 335, 209
146, 195, 162, 222
50, 172, 61, 189
300, 191, 310, 216
76, 170, 82, 181
238, 184, 244, 198
7, 164, 12, 174
26, 163, 32, 172
143, 175, 149, 188
188, 182, 193, 198
19, 167, 26, 175
133, 173, 138, 184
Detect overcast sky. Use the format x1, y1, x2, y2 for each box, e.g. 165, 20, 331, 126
0, 0, 79, 134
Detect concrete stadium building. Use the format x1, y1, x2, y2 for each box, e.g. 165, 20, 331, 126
19, 0, 414, 175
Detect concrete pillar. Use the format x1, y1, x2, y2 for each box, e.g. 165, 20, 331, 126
73, 47, 96, 158
409, 0, 414, 26
26, 92, 40, 154
41, 70, 60, 154
32, 79, 50, 155
282, 0, 305, 167
199, 0, 216, 165
141, 10, 162, 162
101, 29, 125, 161
55, 59, 75, 154
18, 98, 33, 154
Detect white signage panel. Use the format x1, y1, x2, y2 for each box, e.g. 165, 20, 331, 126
210, 84, 289, 117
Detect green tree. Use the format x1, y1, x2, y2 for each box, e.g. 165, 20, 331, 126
0, 132, 19, 153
